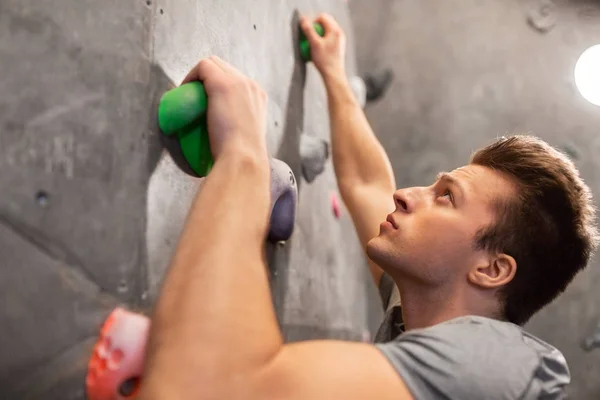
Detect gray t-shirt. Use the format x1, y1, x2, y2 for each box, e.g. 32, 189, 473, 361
374, 273, 570, 399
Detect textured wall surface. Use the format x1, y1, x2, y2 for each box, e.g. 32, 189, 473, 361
0, 0, 380, 398
350, 0, 600, 398
145, 0, 380, 345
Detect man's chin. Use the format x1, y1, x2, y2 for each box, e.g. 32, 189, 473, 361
366, 237, 398, 271
366, 238, 380, 262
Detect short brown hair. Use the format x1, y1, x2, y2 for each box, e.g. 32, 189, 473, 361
471, 135, 598, 325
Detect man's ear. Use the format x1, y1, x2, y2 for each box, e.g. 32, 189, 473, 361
468, 254, 516, 289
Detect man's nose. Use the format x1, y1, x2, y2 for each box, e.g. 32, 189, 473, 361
393, 187, 425, 214
393, 189, 411, 213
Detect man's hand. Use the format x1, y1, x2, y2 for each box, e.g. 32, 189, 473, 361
181, 56, 268, 162
300, 14, 347, 79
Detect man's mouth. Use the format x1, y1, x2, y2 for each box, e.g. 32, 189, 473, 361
386, 214, 398, 229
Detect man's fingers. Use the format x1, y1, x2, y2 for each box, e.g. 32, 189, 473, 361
181, 58, 222, 85
300, 15, 322, 45
209, 55, 242, 76
315, 13, 340, 35
181, 56, 243, 86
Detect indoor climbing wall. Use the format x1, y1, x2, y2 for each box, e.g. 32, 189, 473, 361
0, 0, 380, 398
146, 0, 381, 343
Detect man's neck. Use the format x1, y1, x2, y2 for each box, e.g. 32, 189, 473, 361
396, 279, 497, 331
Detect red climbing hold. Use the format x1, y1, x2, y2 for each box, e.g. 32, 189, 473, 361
331, 192, 341, 219
86, 308, 150, 400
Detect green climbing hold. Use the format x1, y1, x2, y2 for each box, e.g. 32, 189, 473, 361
158, 81, 208, 135
157, 81, 213, 177
299, 22, 325, 62
177, 123, 213, 177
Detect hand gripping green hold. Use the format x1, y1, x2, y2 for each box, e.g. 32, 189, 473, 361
158, 81, 213, 177
156, 81, 299, 242
299, 22, 325, 62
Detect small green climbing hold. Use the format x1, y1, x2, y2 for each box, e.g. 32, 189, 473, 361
157, 81, 213, 177
158, 81, 208, 135
299, 22, 325, 62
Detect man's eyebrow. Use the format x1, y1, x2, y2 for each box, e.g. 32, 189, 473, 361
436, 172, 466, 200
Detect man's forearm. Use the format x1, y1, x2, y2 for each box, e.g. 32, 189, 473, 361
142, 151, 283, 398
324, 72, 395, 193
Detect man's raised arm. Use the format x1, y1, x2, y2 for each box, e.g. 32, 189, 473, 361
141, 57, 279, 399
300, 14, 396, 287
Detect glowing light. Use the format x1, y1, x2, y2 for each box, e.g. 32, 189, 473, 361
575, 45, 600, 107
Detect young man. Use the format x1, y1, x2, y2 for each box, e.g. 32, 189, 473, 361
140, 14, 598, 400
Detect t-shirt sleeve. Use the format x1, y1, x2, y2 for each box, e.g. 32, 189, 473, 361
375, 318, 570, 400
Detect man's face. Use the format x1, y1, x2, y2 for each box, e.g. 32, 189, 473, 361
367, 164, 515, 286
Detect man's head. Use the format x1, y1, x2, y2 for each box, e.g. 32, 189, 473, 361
367, 135, 598, 325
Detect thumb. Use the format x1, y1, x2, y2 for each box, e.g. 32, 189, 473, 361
300, 16, 322, 46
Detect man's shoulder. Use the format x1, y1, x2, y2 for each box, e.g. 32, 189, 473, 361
424, 315, 562, 350
416, 315, 567, 368
377, 316, 570, 399
418, 314, 529, 340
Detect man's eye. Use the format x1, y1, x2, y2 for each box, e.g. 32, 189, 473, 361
440, 190, 454, 203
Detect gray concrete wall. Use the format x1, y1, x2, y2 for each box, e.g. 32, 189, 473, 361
0, 0, 381, 398
350, 0, 600, 398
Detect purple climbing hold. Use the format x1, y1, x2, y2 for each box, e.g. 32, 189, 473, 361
268, 159, 298, 242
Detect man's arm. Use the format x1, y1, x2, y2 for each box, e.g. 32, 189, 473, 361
140, 57, 413, 400
256, 342, 413, 400
301, 15, 396, 287
141, 57, 280, 398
